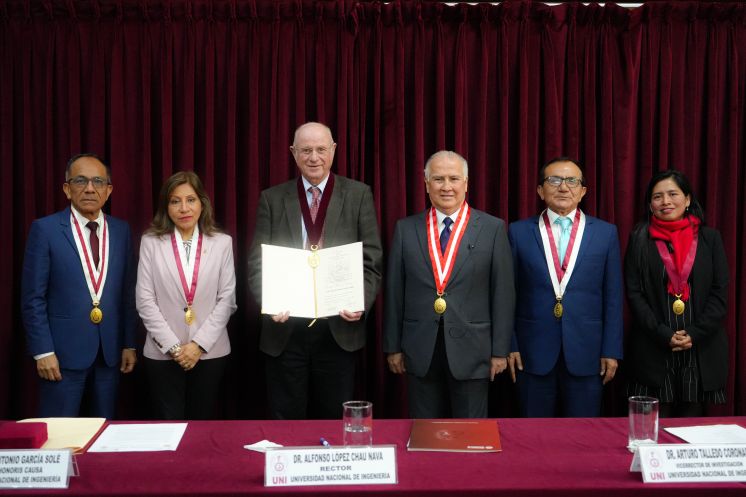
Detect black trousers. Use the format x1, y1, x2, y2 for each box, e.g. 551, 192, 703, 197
407, 319, 489, 419
265, 319, 356, 420
145, 356, 228, 420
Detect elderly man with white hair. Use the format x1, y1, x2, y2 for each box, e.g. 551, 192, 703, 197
383, 150, 515, 418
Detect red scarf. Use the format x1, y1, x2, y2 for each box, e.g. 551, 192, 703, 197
648, 215, 700, 300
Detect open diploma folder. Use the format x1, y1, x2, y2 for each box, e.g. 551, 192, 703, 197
408, 419, 502, 453
261, 242, 365, 319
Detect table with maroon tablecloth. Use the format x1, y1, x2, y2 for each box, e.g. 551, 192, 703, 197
5, 417, 746, 496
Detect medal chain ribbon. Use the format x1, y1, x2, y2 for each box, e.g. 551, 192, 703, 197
654, 234, 698, 302
542, 209, 581, 307
171, 232, 204, 311
71, 214, 108, 304
427, 203, 471, 296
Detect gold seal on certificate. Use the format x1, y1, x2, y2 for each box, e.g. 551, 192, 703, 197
308, 245, 320, 268
434, 296, 447, 314
90, 303, 103, 324
185, 306, 195, 325
553, 298, 563, 319
672, 295, 685, 316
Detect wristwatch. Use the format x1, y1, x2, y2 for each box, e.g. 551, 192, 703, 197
168, 343, 182, 356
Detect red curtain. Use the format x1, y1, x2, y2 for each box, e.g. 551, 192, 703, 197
1, 0, 744, 419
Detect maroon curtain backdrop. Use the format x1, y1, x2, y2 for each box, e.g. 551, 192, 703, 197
1, 0, 744, 420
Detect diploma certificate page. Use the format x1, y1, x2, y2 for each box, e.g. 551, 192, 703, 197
261, 242, 364, 318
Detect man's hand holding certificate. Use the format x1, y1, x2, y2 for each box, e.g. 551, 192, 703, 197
261, 242, 364, 319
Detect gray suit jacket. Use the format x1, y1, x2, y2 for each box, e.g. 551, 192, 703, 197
248, 175, 383, 355
383, 208, 515, 380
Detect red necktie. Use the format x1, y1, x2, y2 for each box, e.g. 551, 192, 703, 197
306, 187, 322, 250
309, 186, 321, 222
87, 221, 100, 269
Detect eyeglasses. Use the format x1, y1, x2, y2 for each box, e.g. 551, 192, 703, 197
295, 146, 332, 158
66, 176, 110, 190
543, 176, 584, 189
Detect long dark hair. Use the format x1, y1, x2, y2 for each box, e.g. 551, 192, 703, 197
629, 169, 705, 275
146, 171, 219, 237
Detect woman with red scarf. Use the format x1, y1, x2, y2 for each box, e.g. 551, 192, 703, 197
625, 170, 729, 417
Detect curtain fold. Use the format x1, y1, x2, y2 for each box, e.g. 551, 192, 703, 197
1, 0, 744, 418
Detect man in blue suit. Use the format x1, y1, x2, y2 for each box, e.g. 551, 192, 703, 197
22, 154, 137, 418
507, 157, 622, 417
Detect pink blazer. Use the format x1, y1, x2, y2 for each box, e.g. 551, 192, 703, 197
136, 232, 236, 360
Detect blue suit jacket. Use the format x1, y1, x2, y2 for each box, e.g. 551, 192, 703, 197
21, 208, 137, 370
509, 214, 623, 377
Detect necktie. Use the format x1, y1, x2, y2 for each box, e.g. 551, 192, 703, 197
556, 216, 572, 262
183, 239, 192, 263
440, 217, 453, 254
86, 221, 100, 269
309, 186, 321, 223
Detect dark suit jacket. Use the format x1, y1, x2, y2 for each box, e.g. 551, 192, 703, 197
509, 214, 623, 377
248, 175, 383, 355
383, 208, 515, 380
624, 225, 729, 391
21, 208, 137, 369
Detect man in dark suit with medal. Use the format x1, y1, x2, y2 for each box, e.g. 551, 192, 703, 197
248, 122, 383, 420
507, 157, 623, 417
21, 154, 137, 418
383, 150, 515, 418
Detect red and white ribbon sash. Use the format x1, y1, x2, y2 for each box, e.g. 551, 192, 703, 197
542, 208, 582, 282
538, 209, 585, 300
426, 203, 471, 294
71, 213, 109, 304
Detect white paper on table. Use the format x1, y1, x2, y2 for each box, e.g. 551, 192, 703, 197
261, 242, 364, 318
664, 424, 746, 444
244, 440, 284, 453
87, 423, 188, 452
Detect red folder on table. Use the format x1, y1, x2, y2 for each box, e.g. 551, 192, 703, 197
407, 419, 502, 453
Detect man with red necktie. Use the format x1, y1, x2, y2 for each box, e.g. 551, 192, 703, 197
248, 122, 383, 420
507, 157, 623, 417
21, 153, 137, 418
383, 150, 515, 418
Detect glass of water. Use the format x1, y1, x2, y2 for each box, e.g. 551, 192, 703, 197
342, 400, 373, 446
628, 396, 659, 452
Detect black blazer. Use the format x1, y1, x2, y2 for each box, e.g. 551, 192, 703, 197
624, 225, 729, 391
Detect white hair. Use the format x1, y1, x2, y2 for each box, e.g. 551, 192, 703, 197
424, 150, 468, 180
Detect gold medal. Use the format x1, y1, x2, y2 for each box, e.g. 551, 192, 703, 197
90, 303, 103, 324
553, 298, 563, 319
434, 296, 447, 314
672, 295, 685, 315
185, 306, 195, 325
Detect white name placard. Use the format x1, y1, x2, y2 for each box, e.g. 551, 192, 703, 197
0, 450, 74, 489
264, 445, 397, 487
631, 444, 746, 483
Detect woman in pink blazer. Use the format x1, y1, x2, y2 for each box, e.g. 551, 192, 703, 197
136, 171, 236, 419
